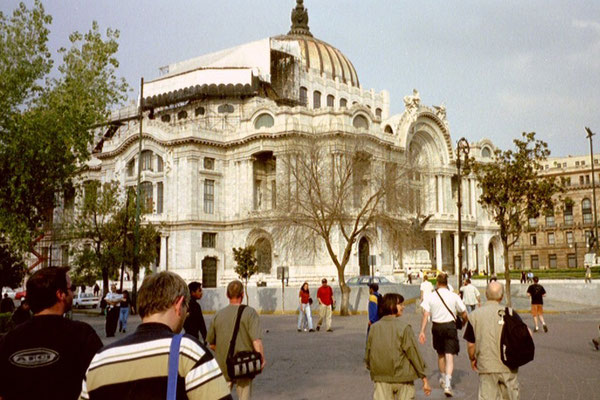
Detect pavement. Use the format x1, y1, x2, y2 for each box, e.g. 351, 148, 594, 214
74, 297, 600, 399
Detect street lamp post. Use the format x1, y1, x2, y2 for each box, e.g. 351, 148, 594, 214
585, 127, 599, 255
456, 137, 470, 291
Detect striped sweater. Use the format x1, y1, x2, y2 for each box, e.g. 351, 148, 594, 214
80, 323, 232, 400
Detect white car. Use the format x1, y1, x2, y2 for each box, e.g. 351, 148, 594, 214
73, 293, 100, 309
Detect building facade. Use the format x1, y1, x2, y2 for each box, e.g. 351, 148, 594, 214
49, 1, 502, 287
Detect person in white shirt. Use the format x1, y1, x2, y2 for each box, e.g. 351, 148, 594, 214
459, 279, 481, 313
419, 274, 434, 305
418, 273, 468, 397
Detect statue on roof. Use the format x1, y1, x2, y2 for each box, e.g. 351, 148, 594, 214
289, 0, 313, 37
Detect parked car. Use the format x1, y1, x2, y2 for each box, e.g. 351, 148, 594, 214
73, 293, 100, 309
15, 290, 26, 300
1, 288, 16, 299
346, 276, 395, 286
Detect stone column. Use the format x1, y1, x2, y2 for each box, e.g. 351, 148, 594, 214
189, 157, 199, 220
436, 230, 443, 271
160, 235, 168, 271
436, 175, 443, 214
467, 233, 474, 271
454, 232, 459, 277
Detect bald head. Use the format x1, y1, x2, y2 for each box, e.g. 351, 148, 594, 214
485, 281, 504, 301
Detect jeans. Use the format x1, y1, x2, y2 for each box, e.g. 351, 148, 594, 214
119, 307, 130, 332
297, 303, 313, 330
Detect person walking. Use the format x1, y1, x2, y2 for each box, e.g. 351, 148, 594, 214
366, 293, 431, 399
459, 279, 481, 313
118, 290, 131, 333
316, 278, 334, 332
93, 283, 100, 297
419, 273, 434, 313
184, 281, 208, 342
527, 276, 547, 333
80, 271, 231, 400
418, 273, 468, 397
368, 283, 382, 334
207, 280, 266, 400
585, 265, 592, 284
297, 282, 314, 332
520, 271, 526, 284
464, 281, 523, 399
1, 293, 15, 313
0, 267, 102, 400
103, 284, 122, 337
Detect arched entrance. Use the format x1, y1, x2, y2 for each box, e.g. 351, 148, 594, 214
202, 257, 217, 288
255, 238, 272, 274
359, 237, 370, 276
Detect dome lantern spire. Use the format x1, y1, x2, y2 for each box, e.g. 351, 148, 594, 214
288, 0, 312, 37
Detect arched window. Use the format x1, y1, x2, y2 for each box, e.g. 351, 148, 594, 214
299, 87, 308, 106
195, 106, 205, 116
582, 198, 592, 224
353, 115, 369, 130
127, 159, 135, 177
313, 91, 321, 109
217, 104, 234, 114
384, 125, 393, 134
254, 113, 274, 129
160, 114, 171, 123
340, 98, 348, 108
255, 238, 272, 274
481, 147, 491, 158
177, 110, 188, 120
375, 108, 382, 118
327, 94, 335, 107
141, 150, 153, 171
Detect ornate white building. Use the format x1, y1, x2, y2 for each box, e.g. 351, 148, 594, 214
78, 0, 502, 287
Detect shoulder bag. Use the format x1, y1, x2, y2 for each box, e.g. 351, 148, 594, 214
435, 289, 463, 330
167, 333, 184, 400
226, 305, 262, 380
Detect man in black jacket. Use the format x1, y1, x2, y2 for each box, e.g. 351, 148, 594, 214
184, 281, 207, 342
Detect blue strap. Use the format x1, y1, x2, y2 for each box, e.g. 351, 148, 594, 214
167, 333, 184, 400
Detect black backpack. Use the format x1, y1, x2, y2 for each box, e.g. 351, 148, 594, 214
376, 293, 384, 319
500, 307, 535, 369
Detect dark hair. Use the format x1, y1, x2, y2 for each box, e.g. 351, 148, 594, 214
189, 281, 202, 293
122, 290, 129, 299
381, 293, 405, 316
436, 273, 448, 286
321, 278, 327, 284
137, 271, 189, 319
26, 267, 70, 314
300, 282, 309, 293
369, 282, 379, 292
533, 276, 539, 283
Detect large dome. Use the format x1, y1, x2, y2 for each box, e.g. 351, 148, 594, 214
274, 0, 359, 88
272, 34, 359, 88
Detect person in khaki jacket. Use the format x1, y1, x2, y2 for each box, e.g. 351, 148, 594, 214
365, 293, 431, 399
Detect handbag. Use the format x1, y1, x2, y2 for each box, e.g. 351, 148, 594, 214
167, 333, 184, 400
226, 305, 262, 380
435, 289, 463, 330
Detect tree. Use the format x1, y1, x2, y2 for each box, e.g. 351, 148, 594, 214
0, 1, 128, 255
471, 132, 563, 306
232, 246, 258, 305
274, 137, 413, 315
0, 241, 26, 289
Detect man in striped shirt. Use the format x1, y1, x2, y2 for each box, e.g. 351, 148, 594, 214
80, 271, 231, 400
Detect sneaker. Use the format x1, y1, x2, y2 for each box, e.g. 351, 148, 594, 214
444, 385, 453, 397
593, 339, 599, 351
297, 329, 301, 332
534, 327, 539, 333
327, 329, 333, 332
309, 329, 315, 332
303, 328, 308, 332
439, 377, 445, 389
316, 326, 320, 331
543, 324, 548, 333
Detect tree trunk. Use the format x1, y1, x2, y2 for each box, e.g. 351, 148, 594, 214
336, 267, 351, 316
131, 265, 139, 315
244, 278, 249, 305
502, 237, 512, 307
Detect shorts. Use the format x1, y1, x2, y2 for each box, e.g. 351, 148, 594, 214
432, 321, 460, 355
531, 304, 543, 316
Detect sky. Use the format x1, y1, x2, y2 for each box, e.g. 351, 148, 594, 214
3, 0, 600, 157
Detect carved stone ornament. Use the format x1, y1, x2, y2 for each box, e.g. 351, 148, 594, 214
289, 0, 312, 37
403, 89, 421, 112
433, 103, 447, 121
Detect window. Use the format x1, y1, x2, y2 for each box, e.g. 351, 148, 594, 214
204, 157, 215, 170
195, 106, 205, 116
545, 214, 555, 227
566, 231, 574, 244
299, 87, 308, 106
564, 202, 573, 226
563, 162, 567, 167
580, 175, 584, 184
217, 104, 234, 114
576, 161, 580, 166
568, 253, 577, 268
141, 150, 153, 171
531, 255, 539, 269
530, 234, 537, 246
514, 256, 522, 270
528, 217, 537, 228
313, 91, 321, 109
156, 182, 163, 214
177, 110, 188, 120
63, 185, 75, 210
375, 108, 382, 118
161, 114, 171, 123
340, 98, 348, 108
140, 182, 153, 212
156, 156, 163, 172
127, 159, 135, 177
583, 198, 592, 224
353, 115, 369, 130
384, 125, 393, 134
547, 232, 555, 245
204, 180, 214, 214
586, 175, 590, 184
254, 113, 274, 129
327, 94, 335, 107
548, 254, 557, 269
202, 232, 216, 248
481, 147, 491, 158
582, 160, 586, 165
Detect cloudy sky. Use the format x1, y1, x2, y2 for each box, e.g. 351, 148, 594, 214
3, 0, 600, 156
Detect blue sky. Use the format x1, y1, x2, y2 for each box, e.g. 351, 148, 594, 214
3, 0, 600, 156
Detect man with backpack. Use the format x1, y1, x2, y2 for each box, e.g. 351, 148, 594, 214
463, 281, 531, 400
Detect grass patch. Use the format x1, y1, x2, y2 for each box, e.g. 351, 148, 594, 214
471, 267, 600, 280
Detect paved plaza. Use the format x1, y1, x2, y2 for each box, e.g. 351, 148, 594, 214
76, 299, 600, 399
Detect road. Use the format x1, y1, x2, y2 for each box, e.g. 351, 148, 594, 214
75, 302, 600, 399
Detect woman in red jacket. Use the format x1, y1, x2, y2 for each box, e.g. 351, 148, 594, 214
297, 282, 315, 332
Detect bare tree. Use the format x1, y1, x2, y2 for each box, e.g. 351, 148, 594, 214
274, 136, 415, 315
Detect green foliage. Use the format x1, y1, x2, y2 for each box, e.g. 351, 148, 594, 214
0, 242, 26, 289
232, 246, 258, 281
0, 1, 128, 253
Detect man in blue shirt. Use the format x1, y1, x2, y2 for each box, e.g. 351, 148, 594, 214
367, 283, 382, 334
